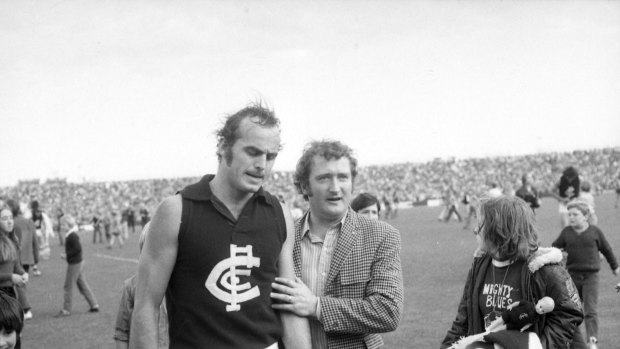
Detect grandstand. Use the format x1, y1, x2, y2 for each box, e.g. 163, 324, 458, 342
1, 147, 619, 225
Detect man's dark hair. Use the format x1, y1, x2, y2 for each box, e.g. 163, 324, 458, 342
294, 140, 358, 200
350, 193, 381, 214
216, 102, 280, 165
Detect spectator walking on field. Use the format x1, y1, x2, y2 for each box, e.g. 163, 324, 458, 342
552, 200, 618, 349
578, 181, 597, 226
6, 200, 38, 320
515, 172, 541, 213
551, 166, 580, 228
107, 211, 124, 249
92, 213, 104, 244
56, 215, 99, 317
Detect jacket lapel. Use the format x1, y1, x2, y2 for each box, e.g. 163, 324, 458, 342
292, 211, 306, 278
326, 210, 357, 288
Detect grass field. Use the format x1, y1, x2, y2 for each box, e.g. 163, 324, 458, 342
21, 193, 620, 348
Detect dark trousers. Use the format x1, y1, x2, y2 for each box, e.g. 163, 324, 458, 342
570, 271, 599, 341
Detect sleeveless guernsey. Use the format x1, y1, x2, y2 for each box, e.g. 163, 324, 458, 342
167, 175, 286, 349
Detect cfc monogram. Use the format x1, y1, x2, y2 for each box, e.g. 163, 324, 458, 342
205, 244, 261, 311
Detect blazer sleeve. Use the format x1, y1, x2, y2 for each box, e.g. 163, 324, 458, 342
440, 265, 473, 349
319, 227, 403, 334
535, 264, 584, 348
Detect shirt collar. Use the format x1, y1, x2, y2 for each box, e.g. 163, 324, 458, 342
180, 174, 270, 206
302, 209, 348, 238
65, 226, 78, 238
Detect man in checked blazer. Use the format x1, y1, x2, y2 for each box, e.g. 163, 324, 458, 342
272, 140, 403, 348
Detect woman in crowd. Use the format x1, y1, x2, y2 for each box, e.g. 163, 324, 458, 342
441, 196, 585, 349
0, 207, 28, 349
0, 207, 28, 299
551, 166, 580, 228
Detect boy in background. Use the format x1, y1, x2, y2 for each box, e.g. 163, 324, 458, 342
56, 215, 99, 317
114, 222, 168, 349
552, 200, 619, 349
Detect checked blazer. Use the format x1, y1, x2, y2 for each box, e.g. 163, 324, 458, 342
293, 210, 404, 349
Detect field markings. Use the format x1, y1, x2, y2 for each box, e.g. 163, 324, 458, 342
94, 253, 139, 264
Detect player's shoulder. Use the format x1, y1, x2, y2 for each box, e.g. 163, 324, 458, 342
159, 194, 182, 211
152, 195, 182, 227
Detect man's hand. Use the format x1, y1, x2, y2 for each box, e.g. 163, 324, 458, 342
271, 277, 318, 317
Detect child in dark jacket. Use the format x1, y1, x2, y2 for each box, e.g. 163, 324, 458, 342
56, 215, 99, 317
552, 199, 619, 348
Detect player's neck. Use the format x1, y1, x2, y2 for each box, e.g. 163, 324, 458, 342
209, 176, 253, 219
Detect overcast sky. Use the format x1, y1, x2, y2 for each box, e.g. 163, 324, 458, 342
1, 0, 619, 186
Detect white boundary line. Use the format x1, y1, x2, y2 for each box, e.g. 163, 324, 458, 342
94, 253, 139, 264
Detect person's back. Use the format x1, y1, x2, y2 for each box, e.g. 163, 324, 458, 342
115, 275, 168, 349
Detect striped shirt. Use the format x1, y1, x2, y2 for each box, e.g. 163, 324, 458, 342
300, 213, 345, 349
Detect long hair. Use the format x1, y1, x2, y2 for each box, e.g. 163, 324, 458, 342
559, 166, 580, 199
0, 290, 24, 334
0, 233, 18, 264
478, 196, 539, 261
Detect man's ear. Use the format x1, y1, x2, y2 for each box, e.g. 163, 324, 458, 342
301, 183, 311, 197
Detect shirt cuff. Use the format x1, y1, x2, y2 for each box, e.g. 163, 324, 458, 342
315, 297, 322, 320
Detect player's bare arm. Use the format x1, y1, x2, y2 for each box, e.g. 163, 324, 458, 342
277, 201, 312, 349
128, 195, 181, 349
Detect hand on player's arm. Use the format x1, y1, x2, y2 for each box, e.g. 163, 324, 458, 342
271, 277, 318, 317
274, 202, 312, 349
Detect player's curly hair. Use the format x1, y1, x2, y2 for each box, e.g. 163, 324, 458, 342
477, 196, 539, 261
294, 140, 358, 200
215, 102, 280, 165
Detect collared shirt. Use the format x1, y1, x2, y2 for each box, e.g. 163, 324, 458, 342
300, 212, 346, 349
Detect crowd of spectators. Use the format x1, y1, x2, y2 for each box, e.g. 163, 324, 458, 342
1, 147, 619, 226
